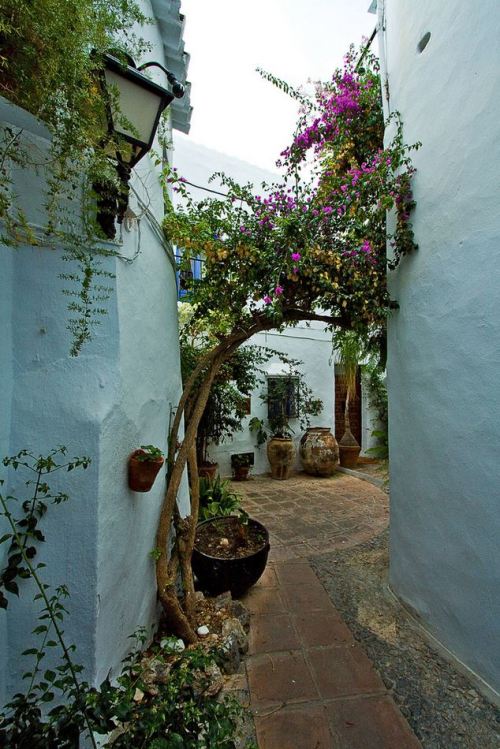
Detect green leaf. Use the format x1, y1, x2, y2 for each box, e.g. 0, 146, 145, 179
0, 533, 11, 545
4, 580, 19, 596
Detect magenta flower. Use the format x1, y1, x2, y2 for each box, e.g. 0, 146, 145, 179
263, 295, 273, 305
274, 285, 284, 296
291, 252, 301, 262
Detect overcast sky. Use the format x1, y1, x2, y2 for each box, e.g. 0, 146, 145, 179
178, 0, 376, 171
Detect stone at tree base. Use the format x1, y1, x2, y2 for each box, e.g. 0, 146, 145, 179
197, 624, 210, 637
219, 632, 241, 674
229, 599, 250, 632
222, 617, 249, 654
192, 661, 224, 698
213, 591, 232, 610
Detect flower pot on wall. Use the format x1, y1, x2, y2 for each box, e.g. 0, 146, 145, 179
128, 450, 164, 492
300, 427, 339, 476
267, 436, 295, 480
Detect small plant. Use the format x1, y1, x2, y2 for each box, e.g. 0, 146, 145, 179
231, 454, 251, 469
128, 447, 165, 492
198, 476, 242, 521
249, 417, 267, 448
0, 450, 254, 748
134, 445, 164, 462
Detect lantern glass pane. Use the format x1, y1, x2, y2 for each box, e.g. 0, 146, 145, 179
104, 68, 162, 146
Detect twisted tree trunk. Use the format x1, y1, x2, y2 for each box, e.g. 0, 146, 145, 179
156, 310, 342, 641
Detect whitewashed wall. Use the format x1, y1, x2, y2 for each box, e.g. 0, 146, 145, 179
0, 0, 190, 700
172, 136, 380, 475
209, 323, 335, 477
379, 0, 500, 697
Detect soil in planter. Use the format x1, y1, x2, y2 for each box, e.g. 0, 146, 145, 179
195, 517, 266, 559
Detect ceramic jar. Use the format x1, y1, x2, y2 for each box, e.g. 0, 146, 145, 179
299, 427, 339, 476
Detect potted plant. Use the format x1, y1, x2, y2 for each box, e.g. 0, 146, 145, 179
336, 332, 364, 468
251, 366, 323, 480
198, 476, 242, 520
231, 453, 252, 481
128, 445, 165, 492
180, 324, 272, 479
192, 478, 270, 596
192, 511, 270, 597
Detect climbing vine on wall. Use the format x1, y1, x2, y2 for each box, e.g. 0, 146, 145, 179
0, 0, 152, 354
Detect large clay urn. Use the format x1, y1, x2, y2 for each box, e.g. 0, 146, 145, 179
267, 437, 295, 480
300, 427, 339, 477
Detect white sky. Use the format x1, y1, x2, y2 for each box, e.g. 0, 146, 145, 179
179, 0, 376, 171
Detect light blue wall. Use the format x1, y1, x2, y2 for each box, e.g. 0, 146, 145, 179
381, 0, 500, 695
0, 1, 189, 697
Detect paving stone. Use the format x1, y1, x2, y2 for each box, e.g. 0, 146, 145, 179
280, 581, 335, 613
241, 586, 287, 615
274, 560, 321, 587
247, 651, 319, 708
254, 703, 333, 749
292, 611, 354, 648
249, 613, 301, 654
307, 645, 386, 699
326, 695, 422, 748
257, 564, 279, 588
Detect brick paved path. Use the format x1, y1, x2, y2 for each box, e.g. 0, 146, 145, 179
233, 472, 421, 749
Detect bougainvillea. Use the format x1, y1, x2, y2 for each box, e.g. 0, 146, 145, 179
154, 47, 419, 642
164, 47, 418, 344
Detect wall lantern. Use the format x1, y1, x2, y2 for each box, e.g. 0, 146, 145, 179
96, 52, 185, 238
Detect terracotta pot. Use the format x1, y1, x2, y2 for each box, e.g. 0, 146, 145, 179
128, 450, 164, 492
198, 462, 218, 480
192, 516, 270, 597
267, 437, 295, 480
339, 444, 361, 468
233, 465, 250, 481
300, 427, 339, 476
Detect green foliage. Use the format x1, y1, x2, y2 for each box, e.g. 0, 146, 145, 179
0, 0, 152, 354
198, 476, 243, 521
135, 445, 164, 462
230, 453, 252, 469
181, 322, 274, 463
90, 643, 248, 748
363, 358, 389, 458
333, 330, 366, 402
164, 46, 419, 344
0, 447, 96, 747
249, 417, 268, 448
0, 450, 251, 748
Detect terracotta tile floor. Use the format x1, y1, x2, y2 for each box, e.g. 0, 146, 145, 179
235, 471, 421, 749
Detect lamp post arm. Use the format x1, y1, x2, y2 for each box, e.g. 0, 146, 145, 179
137, 61, 185, 98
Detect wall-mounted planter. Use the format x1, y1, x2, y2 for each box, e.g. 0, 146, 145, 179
128, 450, 164, 492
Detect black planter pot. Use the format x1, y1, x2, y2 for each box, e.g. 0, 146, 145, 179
192, 516, 270, 598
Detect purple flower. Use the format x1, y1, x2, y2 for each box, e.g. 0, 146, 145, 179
274, 285, 284, 296
291, 252, 301, 262
263, 295, 273, 305
323, 206, 333, 215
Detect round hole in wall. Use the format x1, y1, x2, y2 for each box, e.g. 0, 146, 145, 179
417, 32, 431, 53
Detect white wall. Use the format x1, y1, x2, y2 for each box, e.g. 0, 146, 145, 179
380, 0, 500, 695
209, 323, 335, 477
0, 0, 189, 698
